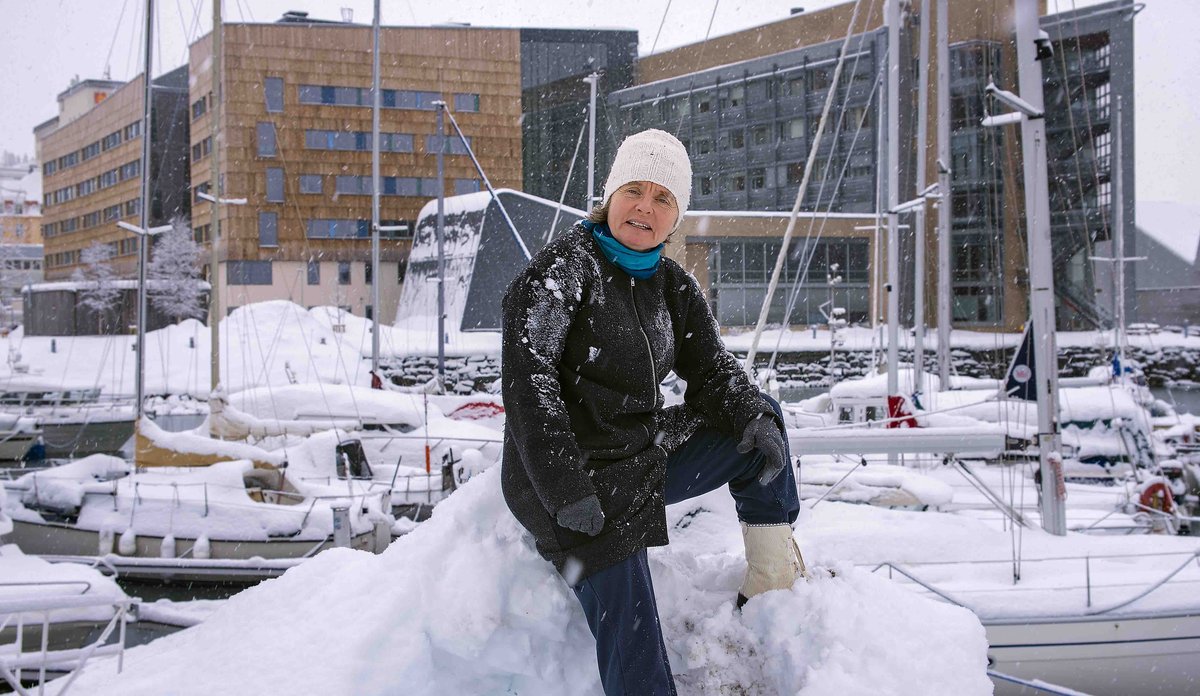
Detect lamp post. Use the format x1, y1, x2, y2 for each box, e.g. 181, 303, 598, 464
195, 190, 246, 393
117, 220, 172, 420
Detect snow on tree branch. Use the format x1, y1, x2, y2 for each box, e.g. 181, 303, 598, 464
148, 216, 205, 322
71, 242, 121, 328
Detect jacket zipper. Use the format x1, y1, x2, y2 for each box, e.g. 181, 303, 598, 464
629, 277, 656, 407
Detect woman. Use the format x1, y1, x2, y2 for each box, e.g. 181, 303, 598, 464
501, 129, 806, 695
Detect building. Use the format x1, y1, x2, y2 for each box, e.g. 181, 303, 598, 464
30, 14, 633, 332
607, 0, 1136, 331
1119, 201, 1200, 328
0, 158, 44, 326
35, 71, 191, 283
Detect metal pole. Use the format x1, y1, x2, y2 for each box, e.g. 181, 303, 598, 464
584, 72, 599, 210
435, 104, 446, 389
913, 0, 931, 389
370, 0, 382, 375
209, 0, 222, 394
936, 0, 952, 390
886, 0, 901, 467
1015, 0, 1066, 535
135, 0, 154, 421
1113, 95, 1125, 368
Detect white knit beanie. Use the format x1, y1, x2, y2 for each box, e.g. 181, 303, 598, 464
602, 129, 692, 231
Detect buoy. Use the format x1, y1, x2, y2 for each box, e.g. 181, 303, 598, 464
160, 534, 176, 558
193, 534, 211, 560
97, 527, 115, 555
118, 528, 138, 556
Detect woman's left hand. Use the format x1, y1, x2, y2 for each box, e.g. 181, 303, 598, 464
737, 415, 787, 485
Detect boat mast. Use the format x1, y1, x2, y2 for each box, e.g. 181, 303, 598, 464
1013, 0, 1067, 535
134, 0, 155, 421
370, 0, 382, 376
434, 103, 446, 389
935, 0, 952, 390
885, 0, 901, 465
912, 0, 931, 390
1112, 95, 1128, 370
209, 0, 222, 394
583, 72, 599, 210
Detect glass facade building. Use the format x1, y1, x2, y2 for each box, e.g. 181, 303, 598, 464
519, 29, 639, 211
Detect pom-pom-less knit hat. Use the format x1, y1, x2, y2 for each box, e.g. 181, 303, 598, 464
602, 129, 692, 231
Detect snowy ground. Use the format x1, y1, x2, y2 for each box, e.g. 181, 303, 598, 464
52, 468, 993, 696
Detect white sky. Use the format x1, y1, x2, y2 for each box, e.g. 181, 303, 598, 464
1, 0, 1196, 205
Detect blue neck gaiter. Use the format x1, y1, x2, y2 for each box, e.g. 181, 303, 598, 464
581, 219, 662, 279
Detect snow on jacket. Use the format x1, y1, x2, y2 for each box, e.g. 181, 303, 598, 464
500, 224, 775, 578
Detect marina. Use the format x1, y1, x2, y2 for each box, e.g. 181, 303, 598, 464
2, 0, 1198, 693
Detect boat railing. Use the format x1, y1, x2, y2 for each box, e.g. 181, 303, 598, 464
0, 591, 137, 695
870, 549, 1200, 619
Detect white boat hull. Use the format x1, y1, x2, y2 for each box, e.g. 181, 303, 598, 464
986, 612, 1200, 695
5, 519, 386, 582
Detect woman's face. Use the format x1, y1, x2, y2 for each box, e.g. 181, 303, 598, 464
607, 181, 678, 251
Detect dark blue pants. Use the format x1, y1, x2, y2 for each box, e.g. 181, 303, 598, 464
572, 395, 800, 696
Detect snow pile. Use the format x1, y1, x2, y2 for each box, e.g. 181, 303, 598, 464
8, 454, 130, 513
227, 383, 426, 427
0, 544, 127, 625
60, 468, 991, 695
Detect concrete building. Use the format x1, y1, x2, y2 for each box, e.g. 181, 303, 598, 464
35, 70, 191, 281
607, 0, 1137, 331
0, 160, 44, 326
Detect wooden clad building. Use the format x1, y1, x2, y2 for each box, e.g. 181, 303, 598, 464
188, 21, 524, 322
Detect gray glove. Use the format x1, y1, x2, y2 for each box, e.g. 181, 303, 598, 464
737, 414, 788, 485
556, 494, 605, 536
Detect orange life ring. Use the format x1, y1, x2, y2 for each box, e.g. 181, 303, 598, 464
1139, 481, 1176, 515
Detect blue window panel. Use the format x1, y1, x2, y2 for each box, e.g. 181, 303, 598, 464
258, 212, 279, 246
321, 86, 336, 105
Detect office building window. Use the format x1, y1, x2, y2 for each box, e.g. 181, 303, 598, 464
338, 261, 351, 285
454, 93, 480, 112
304, 130, 412, 152
307, 260, 320, 285
365, 262, 373, 285
425, 134, 471, 156
265, 77, 284, 113
258, 212, 278, 246
266, 168, 284, 202
307, 219, 369, 239
257, 122, 277, 157
228, 260, 273, 285
299, 175, 323, 194
454, 179, 480, 195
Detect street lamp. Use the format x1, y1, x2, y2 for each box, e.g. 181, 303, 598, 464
118, 219, 172, 419
195, 189, 246, 393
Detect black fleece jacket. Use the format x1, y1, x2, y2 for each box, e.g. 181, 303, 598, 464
500, 224, 774, 579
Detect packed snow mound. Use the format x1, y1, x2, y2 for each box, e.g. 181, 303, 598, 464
59, 469, 991, 696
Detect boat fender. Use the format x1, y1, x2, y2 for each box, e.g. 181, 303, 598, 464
118, 528, 138, 556
1139, 480, 1175, 516
98, 527, 115, 555
194, 534, 212, 560
161, 534, 176, 559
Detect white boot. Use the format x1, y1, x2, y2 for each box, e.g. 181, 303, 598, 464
737, 522, 808, 607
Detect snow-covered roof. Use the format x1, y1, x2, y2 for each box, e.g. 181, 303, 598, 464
0, 164, 41, 203
1137, 200, 1200, 266
25, 279, 212, 293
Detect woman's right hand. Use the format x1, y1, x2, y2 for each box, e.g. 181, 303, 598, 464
556, 494, 605, 536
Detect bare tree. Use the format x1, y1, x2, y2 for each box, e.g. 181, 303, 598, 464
147, 216, 205, 322
72, 242, 120, 332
